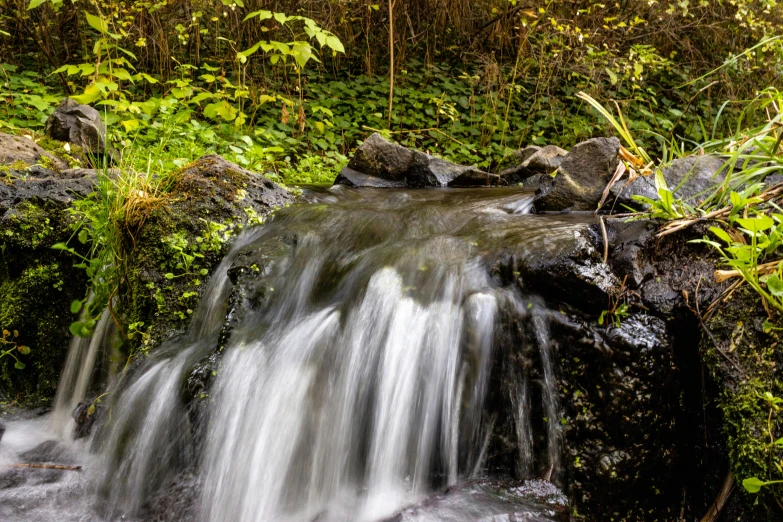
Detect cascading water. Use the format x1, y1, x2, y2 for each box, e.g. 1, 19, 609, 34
50, 307, 116, 438
0, 187, 589, 522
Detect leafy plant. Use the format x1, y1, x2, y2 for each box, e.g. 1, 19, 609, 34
0, 329, 31, 370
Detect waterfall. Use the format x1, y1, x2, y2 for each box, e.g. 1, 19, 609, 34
2, 187, 579, 522
50, 307, 116, 438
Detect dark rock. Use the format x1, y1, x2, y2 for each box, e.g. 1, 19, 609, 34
334, 166, 407, 188
335, 132, 497, 188
553, 313, 680, 520
609, 154, 727, 210
0, 174, 94, 398
0, 132, 68, 170
72, 402, 96, 439
19, 440, 76, 465
534, 137, 621, 212
343, 132, 430, 183
45, 98, 110, 160
0, 422, 4, 443
492, 222, 620, 310
500, 145, 568, 185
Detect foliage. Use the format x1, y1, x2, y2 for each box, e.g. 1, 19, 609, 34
0, 328, 31, 369
740, 391, 783, 495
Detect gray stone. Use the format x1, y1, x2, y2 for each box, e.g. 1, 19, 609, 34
336, 132, 497, 188
343, 132, 429, 184
534, 137, 621, 212
334, 166, 407, 188
45, 98, 108, 157
0, 133, 67, 170
500, 145, 568, 184
609, 154, 726, 210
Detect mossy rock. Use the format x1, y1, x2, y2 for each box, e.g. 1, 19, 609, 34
0, 175, 92, 402
702, 285, 783, 520
119, 155, 296, 354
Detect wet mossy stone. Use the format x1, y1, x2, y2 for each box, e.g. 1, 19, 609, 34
0, 169, 94, 400
120, 155, 295, 353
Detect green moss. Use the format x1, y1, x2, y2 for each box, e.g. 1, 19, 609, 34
703, 287, 783, 515
0, 262, 71, 400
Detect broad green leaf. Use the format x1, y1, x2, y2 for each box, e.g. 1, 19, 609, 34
326, 35, 345, 53
70, 300, 82, 314
742, 477, 766, 494
85, 12, 109, 34
243, 9, 272, 21
766, 274, 783, 297
736, 216, 775, 233
709, 226, 733, 245
28, 0, 46, 10
17, 345, 30, 355
14, 361, 25, 370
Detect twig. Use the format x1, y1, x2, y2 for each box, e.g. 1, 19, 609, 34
10, 463, 82, 471
714, 261, 781, 283
599, 216, 609, 263
699, 472, 735, 522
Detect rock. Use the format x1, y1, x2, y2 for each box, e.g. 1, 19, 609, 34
609, 154, 726, 210
335, 132, 497, 188
0, 133, 68, 170
45, 98, 111, 160
0, 422, 4, 443
534, 137, 620, 212
120, 155, 295, 354
491, 222, 621, 310
342, 132, 430, 184
500, 145, 568, 184
72, 402, 96, 439
0, 174, 94, 397
334, 166, 407, 188
551, 313, 680, 519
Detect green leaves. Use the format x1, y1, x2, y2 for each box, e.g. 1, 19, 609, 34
735, 216, 775, 233
27, 0, 46, 10
741, 477, 783, 494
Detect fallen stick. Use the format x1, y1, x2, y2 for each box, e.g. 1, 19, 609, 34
714, 261, 782, 283
9, 463, 82, 471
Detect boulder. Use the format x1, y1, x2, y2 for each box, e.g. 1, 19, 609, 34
500, 145, 568, 185
335, 132, 498, 188
334, 166, 407, 188
534, 137, 621, 212
45, 98, 110, 160
0, 173, 95, 398
609, 154, 726, 210
0, 133, 68, 171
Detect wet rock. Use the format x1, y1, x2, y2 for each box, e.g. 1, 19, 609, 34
72, 402, 96, 439
19, 440, 77, 465
335, 132, 498, 188
383, 479, 568, 522
534, 137, 620, 212
609, 154, 726, 210
0, 132, 68, 170
45, 98, 110, 159
0, 422, 4, 443
494, 224, 621, 310
121, 155, 295, 354
500, 145, 568, 185
553, 313, 680, 520
334, 166, 407, 188
0, 174, 94, 397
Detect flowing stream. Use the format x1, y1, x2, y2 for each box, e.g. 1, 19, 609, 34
0, 187, 593, 522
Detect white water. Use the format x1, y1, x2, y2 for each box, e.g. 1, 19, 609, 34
50, 308, 116, 438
